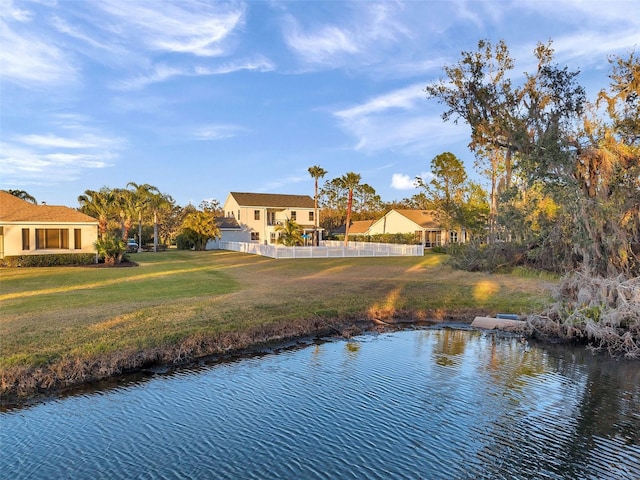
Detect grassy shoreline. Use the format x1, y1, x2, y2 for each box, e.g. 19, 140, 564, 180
1, 250, 555, 406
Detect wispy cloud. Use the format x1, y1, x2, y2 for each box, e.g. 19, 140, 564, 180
95, 0, 245, 57
16, 133, 115, 149
333, 83, 468, 154
115, 56, 274, 90
1, 120, 124, 185
0, 7, 78, 87
192, 124, 248, 141
282, 3, 409, 69
257, 175, 308, 192
335, 83, 424, 119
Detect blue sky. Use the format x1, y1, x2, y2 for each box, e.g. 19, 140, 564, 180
1, 0, 639, 208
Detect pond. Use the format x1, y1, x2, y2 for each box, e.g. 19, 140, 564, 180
1, 328, 639, 479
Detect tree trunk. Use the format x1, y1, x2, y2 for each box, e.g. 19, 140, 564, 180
344, 189, 353, 247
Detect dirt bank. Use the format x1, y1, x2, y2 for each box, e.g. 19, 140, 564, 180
1, 311, 482, 409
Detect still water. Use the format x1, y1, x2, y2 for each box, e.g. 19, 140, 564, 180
1, 328, 639, 480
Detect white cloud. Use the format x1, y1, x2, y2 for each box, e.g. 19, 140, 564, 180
0, 0, 32, 22
334, 83, 425, 119
390, 173, 417, 190
115, 64, 185, 90
333, 84, 469, 154
16, 133, 112, 149
1, 121, 124, 185
116, 57, 274, 90
192, 124, 247, 141
285, 22, 360, 64
95, 0, 245, 57
0, 18, 78, 86
282, 3, 410, 69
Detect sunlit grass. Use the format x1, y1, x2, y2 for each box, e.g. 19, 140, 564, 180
0, 250, 555, 373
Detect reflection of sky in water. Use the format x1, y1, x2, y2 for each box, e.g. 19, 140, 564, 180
1, 329, 638, 480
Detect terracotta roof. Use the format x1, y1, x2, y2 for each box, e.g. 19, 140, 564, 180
229, 192, 315, 208
0, 191, 98, 224
393, 209, 441, 229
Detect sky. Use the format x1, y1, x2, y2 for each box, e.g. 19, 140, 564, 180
1, 0, 639, 209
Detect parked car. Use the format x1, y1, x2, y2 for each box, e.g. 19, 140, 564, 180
127, 239, 139, 253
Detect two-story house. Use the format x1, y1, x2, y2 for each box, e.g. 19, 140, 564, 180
219, 192, 318, 245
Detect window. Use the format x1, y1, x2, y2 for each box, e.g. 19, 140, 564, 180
270, 232, 276, 244
22, 228, 30, 250
74, 229, 82, 249
238, 210, 240, 219
449, 231, 458, 244
309, 211, 314, 222
291, 211, 296, 221
35, 229, 69, 249
251, 232, 260, 241
254, 210, 260, 220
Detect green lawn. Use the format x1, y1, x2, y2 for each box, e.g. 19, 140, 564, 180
0, 249, 556, 398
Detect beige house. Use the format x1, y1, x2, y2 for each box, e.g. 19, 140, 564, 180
365, 209, 467, 247
0, 191, 98, 259
220, 192, 318, 245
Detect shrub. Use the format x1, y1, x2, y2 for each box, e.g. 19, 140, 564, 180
346, 233, 421, 245
94, 236, 126, 265
0, 253, 97, 267
446, 241, 530, 273
175, 233, 195, 250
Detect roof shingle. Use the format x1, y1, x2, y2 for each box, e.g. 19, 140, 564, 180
230, 192, 315, 208
0, 191, 98, 223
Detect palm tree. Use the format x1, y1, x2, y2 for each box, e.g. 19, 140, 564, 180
127, 182, 155, 251
338, 172, 362, 247
78, 188, 115, 239
149, 192, 174, 252
113, 188, 135, 241
7, 189, 37, 204
308, 165, 327, 246
274, 218, 304, 246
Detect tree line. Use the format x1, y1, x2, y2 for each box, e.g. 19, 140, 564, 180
425, 40, 639, 279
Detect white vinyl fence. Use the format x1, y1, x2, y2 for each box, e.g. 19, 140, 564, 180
215, 241, 424, 259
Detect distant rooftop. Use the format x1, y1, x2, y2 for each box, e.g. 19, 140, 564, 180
229, 192, 315, 208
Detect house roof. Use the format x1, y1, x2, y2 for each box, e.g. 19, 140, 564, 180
229, 192, 315, 208
392, 209, 441, 229
0, 191, 98, 224
333, 219, 375, 235
215, 216, 242, 230
348, 219, 376, 234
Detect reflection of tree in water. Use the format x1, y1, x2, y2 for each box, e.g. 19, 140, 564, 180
469, 339, 640, 479
483, 333, 547, 391
432, 328, 470, 367
345, 341, 360, 357
547, 346, 640, 478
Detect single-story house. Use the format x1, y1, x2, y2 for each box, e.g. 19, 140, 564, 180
345, 209, 467, 247
0, 191, 98, 259
214, 192, 320, 246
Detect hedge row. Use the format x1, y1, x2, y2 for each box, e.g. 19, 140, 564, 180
340, 233, 423, 245
0, 253, 97, 267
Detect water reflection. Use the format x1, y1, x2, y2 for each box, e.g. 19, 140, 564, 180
1, 329, 638, 480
